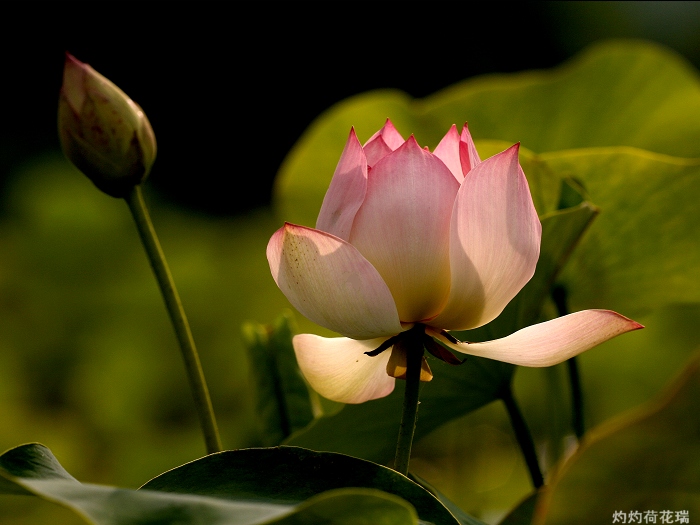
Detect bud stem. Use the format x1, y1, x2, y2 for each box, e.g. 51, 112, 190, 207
125, 186, 222, 454
393, 325, 425, 476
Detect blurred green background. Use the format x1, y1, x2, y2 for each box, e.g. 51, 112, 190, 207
2, 2, 700, 523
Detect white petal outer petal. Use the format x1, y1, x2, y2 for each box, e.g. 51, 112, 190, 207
316, 128, 367, 241
430, 144, 542, 330
267, 223, 403, 339
428, 310, 644, 367
293, 334, 396, 404
349, 137, 460, 323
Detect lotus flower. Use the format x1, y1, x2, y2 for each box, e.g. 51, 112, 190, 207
267, 120, 642, 403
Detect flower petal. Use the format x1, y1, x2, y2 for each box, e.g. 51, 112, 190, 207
428, 310, 644, 367
460, 123, 481, 171
430, 144, 541, 330
267, 223, 403, 339
433, 124, 464, 182
364, 119, 405, 150
316, 128, 367, 240
433, 123, 481, 183
349, 137, 460, 323
363, 119, 405, 166
293, 334, 396, 403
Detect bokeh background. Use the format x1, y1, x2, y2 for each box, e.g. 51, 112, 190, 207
2, 2, 700, 523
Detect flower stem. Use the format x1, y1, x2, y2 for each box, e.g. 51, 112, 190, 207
393, 329, 424, 476
500, 384, 543, 488
552, 284, 585, 438
125, 185, 222, 454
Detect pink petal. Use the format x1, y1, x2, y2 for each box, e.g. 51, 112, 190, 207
433, 125, 464, 183
430, 144, 541, 330
363, 119, 405, 166
365, 119, 405, 150
428, 310, 644, 367
293, 334, 396, 403
316, 128, 367, 240
267, 223, 403, 339
349, 137, 460, 323
460, 123, 481, 171
433, 123, 481, 183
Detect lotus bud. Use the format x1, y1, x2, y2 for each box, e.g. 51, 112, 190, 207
58, 53, 157, 197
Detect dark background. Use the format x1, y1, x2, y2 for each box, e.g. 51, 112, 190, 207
4, 1, 700, 215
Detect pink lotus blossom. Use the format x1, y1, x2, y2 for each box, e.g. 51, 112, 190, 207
267, 120, 642, 404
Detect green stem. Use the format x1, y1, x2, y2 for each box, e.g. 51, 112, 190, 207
393, 328, 424, 476
126, 185, 222, 454
500, 384, 544, 489
552, 284, 585, 438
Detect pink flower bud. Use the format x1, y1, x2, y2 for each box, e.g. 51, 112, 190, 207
58, 53, 156, 197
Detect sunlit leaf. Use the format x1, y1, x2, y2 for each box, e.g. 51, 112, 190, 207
424, 40, 700, 157
542, 149, 700, 316
275, 40, 700, 228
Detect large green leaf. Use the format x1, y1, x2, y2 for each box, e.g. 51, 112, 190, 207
141, 446, 461, 525
424, 40, 700, 157
275, 40, 700, 228
286, 203, 598, 463
533, 352, 700, 524
540, 149, 700, 316
0, 443, 426, 524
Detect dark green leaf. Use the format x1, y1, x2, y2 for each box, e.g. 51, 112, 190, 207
141, 446, 460, 525
498, 492, 539, 525
243, 311, 315, 445
268, 488, 419, 525
410, 473, 489, 525
0, 444, 423, 525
